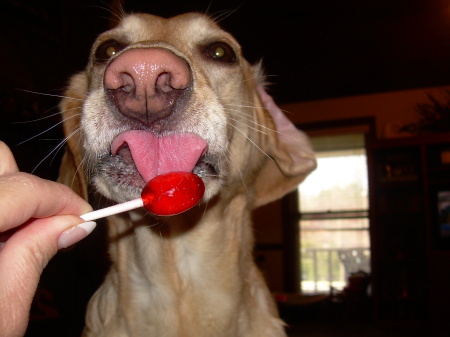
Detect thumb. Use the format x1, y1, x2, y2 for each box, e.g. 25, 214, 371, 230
0, 215, 96, 337
0, 141, 19, 174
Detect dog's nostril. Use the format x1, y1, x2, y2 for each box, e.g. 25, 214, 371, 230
120, 85, 133, 93
157, 73, 174, 93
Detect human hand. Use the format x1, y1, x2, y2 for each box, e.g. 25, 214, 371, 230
0, 141, 95, 337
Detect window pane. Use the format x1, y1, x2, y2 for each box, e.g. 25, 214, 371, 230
301, 247, 371, 293
301, 218, 369, 231
300, 221, 371, 293
299, 149, 368, 212
301, 249, 347, 293
301, 220, 370, 249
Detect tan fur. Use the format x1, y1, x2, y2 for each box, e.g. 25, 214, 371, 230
58, 12, 315, 337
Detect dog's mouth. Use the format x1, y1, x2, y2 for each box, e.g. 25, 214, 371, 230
109, 130, 217, 187
192, 156, 218, 178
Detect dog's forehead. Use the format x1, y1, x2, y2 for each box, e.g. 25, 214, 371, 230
112, 12, 234, 45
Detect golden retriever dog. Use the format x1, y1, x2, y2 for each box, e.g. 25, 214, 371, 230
58, 11, 316, 337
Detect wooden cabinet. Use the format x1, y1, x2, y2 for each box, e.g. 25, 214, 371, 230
367, 133, 450, 327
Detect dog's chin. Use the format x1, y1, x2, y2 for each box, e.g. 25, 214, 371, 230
94, 156, 144, 203
93, 152, 222, 204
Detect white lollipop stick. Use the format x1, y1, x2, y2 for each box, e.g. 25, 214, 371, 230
80, 198, 144, 222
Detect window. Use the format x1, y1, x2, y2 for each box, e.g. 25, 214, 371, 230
298, 134, 370, 294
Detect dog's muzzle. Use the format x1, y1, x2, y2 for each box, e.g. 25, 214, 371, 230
104, 47, 191, 126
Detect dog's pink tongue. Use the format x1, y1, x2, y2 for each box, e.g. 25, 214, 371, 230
111, 131, 207, 182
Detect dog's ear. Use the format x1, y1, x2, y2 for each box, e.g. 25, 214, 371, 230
253, 86, 316, 208
57, 72, 89, 200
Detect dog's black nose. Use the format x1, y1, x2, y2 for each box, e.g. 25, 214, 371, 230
104, 48, 191, 125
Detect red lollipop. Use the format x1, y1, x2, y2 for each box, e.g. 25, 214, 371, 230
141, 172, 205, 215
81, 172, 205, 221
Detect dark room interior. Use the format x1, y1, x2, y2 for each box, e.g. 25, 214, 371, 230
2, 1, 450, 336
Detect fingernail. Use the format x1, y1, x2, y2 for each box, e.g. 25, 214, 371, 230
58, 221, 97, 249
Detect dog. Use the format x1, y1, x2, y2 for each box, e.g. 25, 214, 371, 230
58, 12, 316, 337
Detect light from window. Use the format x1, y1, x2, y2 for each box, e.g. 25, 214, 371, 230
298, 138, 370, 294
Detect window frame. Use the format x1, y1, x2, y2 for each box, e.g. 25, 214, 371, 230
281, 117, 375, 293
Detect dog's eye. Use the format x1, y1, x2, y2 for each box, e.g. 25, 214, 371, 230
204, 42, 236, 63
95, 40, 126, 62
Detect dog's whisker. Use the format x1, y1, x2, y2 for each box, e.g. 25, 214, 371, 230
238, 74, 277, 85
210, 10, 230, 22
197, 173, 220, 179
224, 107, 261, 123
225, 105, 301, 141
59, 107, 85, 114
224, 107, 277, 131
51, 128, 80, 166
13, 110, 65, 124
82, 153, 95, 184
19, 112, 80, 142
200, 201, 209, 220
204, 0, 214, 16
159, 229, 170, 259
227, 112, 280, 135
16, 113, 80, 146
235, 72, 279, 87
226, 101, 293, 116
226, 104, 301, 149
88, 0, 127, 23
31, 128, 79, 174
111, 0, 127, 21
241, 74, 278, 84
72, 149, 87, 190
228, 117, 270, 136
226, 148, 248, 193
226, 108, 293, 140
17, 89, 83, 101
90, 8, 123, 26
93, 190, 107, 213
224, 102, 264, 109
13, 99, 77, 124
145, 222, 160, 229
210, 7, 240, 23
229, 124, 273, 161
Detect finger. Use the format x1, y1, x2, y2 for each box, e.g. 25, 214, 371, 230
0, 215, 95, 337
0, 172, 92, 233
0, 141, 19, 175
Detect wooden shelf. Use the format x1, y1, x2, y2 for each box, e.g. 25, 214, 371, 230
367, 132, 450, 326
